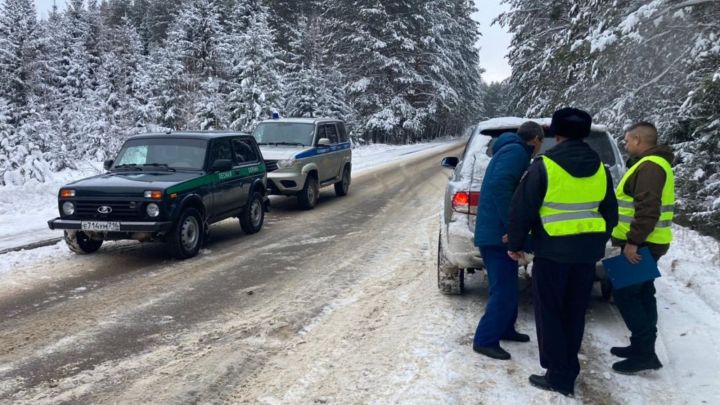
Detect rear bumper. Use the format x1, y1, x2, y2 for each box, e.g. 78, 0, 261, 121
443, 221, 484, 269
48, 218, 173, 233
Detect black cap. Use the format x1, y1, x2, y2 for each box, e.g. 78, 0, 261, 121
549, 107, 592, 139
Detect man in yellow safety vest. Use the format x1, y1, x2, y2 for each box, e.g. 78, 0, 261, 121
507, 107, 618, 396
610, 121, 675, 375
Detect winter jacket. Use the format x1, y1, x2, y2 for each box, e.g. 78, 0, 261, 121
474, 133, 534, 247
507, 139, 619, 264
611, 145, 675, 258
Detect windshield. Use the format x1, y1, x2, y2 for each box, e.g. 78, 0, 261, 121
253, 123, 315, 147
113, 138, 208, 171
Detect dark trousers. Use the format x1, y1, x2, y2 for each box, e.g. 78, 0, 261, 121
473, 246, 519, 347
613, 280, 658, 356
532, 257, 595, 392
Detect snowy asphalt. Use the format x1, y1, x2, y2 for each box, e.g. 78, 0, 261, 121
1, 141, 719, 404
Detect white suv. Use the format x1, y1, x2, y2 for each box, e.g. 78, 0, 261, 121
253, 118, 352, 209
438, 117, 626, 295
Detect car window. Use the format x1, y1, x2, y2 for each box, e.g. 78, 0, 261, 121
337, 123, 348, 142
209, 139, 233, 164
539, 131, 617, 165
315, 125, 325, 142
323, 124, 339, 144
232, 138, 258, 164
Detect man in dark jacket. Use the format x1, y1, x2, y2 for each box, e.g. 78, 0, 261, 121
507, 108, 618, 396
472, 122, 544, 360
610, 122, 675, 374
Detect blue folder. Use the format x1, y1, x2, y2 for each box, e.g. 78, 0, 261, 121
601, 247, 661, 290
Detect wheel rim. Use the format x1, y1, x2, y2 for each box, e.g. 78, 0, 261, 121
181, 216, 200, 251
250, 199, 263, 227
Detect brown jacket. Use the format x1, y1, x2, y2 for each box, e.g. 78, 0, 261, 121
611, 145, 674, 258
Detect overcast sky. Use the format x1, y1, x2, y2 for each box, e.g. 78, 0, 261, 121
34, 0, 512, 83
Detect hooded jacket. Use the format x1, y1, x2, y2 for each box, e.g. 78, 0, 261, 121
474, 133, 534, 247
507, 139, 619, 264
611, 145, 675, 258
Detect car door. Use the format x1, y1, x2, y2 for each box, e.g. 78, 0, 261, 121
323, 123, 343, 181
314, 124, 332, 182
208, 138, 241, 220
231, 137, 262, 208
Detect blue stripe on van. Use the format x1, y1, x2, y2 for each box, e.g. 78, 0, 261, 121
295, 142, 351, 159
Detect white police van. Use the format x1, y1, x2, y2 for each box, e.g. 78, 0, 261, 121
252, 118, 352, 209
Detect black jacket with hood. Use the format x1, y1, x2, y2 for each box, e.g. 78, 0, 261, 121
507, 139, 619, 264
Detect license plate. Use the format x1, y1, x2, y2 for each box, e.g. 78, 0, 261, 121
81, 221, 121, 232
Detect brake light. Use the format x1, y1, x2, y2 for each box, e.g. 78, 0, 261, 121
452, 191, 480, 215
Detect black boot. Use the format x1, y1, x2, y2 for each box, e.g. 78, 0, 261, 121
502, 331, 531, 343
528, 374, 573, 397
473, 344, 511, 360
610, 345, 637, 358
612, 354, 663, 375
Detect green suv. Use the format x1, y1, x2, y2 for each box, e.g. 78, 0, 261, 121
48, 132, 268, 259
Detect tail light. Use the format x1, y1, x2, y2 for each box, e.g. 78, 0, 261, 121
452, 191, 480, 215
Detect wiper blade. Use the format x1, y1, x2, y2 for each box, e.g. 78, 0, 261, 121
271, 142, 305, 146
113, 164, 142, 171
142, 163, 176, 172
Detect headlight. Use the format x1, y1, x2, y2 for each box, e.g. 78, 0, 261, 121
277, 159, 296, 169
146, 203, 160, 218
62, 202, 75, 216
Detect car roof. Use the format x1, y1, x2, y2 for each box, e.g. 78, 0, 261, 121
257, 118, 342, 125
476, 117, 608, 136
128, 131, 253, 141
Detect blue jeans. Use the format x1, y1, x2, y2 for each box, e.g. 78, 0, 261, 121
473, 246, 519, 347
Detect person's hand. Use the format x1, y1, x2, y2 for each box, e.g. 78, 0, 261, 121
502, 234, 509, 244
623, 244, 642, 264
507, 251, 525, 262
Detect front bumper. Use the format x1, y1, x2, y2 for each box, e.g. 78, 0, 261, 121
48, 218, 173, 233
268, 172, 306, 194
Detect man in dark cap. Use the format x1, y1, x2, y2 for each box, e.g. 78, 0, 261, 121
506, 108, 618, 396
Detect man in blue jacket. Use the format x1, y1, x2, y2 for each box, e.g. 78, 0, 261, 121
473, 121, 544, 360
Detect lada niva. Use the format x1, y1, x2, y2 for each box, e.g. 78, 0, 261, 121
48, 132, 268, 259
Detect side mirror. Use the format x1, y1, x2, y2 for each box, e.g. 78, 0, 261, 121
317, 138, 331, 146
441, 157, 459, 169
211, 159, 233, 172
104, 159, 114, 170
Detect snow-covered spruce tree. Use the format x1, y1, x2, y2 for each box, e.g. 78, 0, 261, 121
226, 1, 284, 131
0, 0, 59, 184
284, 15, 353, 121
421, 0, 483, 140
324, 0, 424, 143
165, 0, 230, 130
96, 16, 154, 148
0, 0, 39, 124
498, 0, 576, 117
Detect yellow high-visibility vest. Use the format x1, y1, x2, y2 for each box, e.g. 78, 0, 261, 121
611, 155, 675, 244
540, 156, 608, 236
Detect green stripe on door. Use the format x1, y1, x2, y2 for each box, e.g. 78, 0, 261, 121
167, 163, 265, 195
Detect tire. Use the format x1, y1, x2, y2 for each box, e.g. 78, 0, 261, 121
334, 165, 351, 196
240, 192, 265, 234
437, 232, 464, 295
167, 208, 203, 260
64, 231, 103, 254
297, 174, 319, 210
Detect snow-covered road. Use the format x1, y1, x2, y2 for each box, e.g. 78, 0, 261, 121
0, 140, 718, 404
